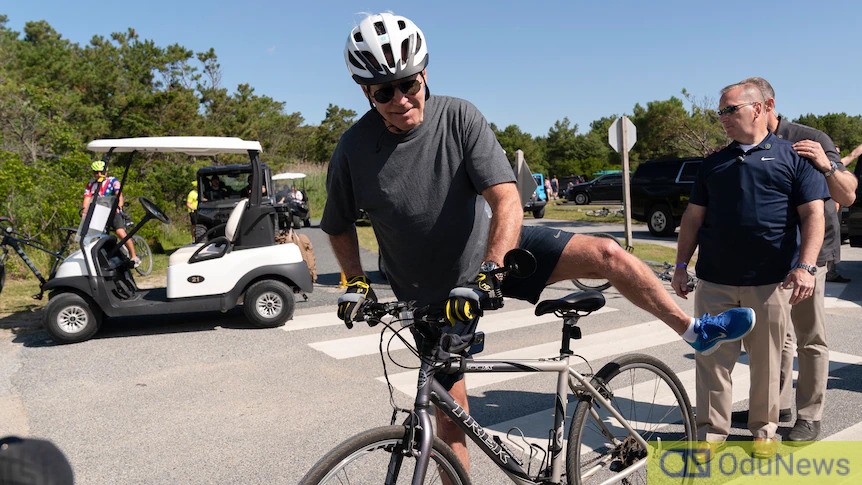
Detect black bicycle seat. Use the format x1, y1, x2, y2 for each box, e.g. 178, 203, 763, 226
534, 291, 606, 316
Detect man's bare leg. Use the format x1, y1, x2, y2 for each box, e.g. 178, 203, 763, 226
436, 378, 469, 474
549, 234, 690, 334
115, 227, 137, 260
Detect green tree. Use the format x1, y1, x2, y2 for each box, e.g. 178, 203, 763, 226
311, 104, 356, 163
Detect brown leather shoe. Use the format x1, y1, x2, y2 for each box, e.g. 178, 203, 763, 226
788, 419, 821, 442
692, 440, 726, 464
751, 437, 779, 459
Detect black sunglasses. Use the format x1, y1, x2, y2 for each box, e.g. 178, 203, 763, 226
370, 79, 422, 104
717, 102, 759, 116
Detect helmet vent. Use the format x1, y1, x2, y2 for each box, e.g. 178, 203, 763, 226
415, 34, 422, 53
374, 21, 386, 35
353, 32, 363, 42
360, 51, 382, 71
400, 39, 409, 63
347, 52, 365, 70
398, 20, 406, 29
382, 44, 395, 68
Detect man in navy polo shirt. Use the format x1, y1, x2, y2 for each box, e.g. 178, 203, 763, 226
673, 81, 829, 460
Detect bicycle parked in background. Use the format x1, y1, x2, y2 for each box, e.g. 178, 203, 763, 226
117, 211, 153, 277
301, 249, 695, 485
0, 216, 78, 299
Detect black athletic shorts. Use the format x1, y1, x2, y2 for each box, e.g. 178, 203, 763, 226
427, 225, 574, 390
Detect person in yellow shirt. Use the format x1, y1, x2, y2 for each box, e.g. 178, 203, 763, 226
186, 181, 198, 239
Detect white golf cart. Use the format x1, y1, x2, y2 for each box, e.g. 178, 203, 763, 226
42, 136, 313, 344
272, 172, 311, 229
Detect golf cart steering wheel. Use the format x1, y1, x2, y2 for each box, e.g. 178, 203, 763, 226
139, 197, 171, 224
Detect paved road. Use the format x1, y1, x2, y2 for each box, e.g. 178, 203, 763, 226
2, 220, 861, 484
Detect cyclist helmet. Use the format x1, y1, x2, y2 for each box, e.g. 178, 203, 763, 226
344, 12, 428, 85
91, 160, 106, 172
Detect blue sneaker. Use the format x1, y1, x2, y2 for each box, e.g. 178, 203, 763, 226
690, 308, 756, 355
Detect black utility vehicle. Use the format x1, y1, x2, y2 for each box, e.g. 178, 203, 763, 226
194, 163, 274, 241
566, 173, 625, 205
848, 163, 862, 247
630, 157, 703, 237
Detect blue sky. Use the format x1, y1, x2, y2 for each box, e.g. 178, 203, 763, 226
4, 1, 860, 137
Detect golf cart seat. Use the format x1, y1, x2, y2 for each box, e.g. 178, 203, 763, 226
169, 198, 248, 267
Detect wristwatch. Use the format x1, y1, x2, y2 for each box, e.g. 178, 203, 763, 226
823, 160, 839, 177
795, 263, 817, 275
480, 261, 500, 273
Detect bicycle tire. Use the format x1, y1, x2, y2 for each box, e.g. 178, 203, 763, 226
120, 236, 153, 276
300, 425, 471, 485
572, 233, 620, 292
567, 353, 695, 485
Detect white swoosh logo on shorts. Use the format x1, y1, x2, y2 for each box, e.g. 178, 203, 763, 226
761, 157, 775, 161
554, 230, 561, 239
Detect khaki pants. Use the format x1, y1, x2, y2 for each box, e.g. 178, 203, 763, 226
695, 280, 790, 441
779, 264, 829, 421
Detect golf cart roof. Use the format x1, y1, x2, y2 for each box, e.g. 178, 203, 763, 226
272, 172, 307, 181
87, 136, 263, 155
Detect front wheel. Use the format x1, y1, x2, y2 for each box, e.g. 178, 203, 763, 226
243, 280, 295, 328
574, 192, 590, 205
131, 235, 153, 276
572, 233, 619, 292
300, 425, 470, 485
567, 354, 695, 485
44, 293, 102, 344
532, 206, 546, 218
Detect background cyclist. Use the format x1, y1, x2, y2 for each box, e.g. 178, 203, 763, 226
82, 160, 138, 267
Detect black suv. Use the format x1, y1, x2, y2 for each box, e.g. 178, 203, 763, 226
630, 157, 703, 236
566, 173, 625, 205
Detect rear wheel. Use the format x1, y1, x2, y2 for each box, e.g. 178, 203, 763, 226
44, 293, 102, 344
119, 235, 153, 276
567, 354, 695, 484
647, 204, 675, 237
532, 206, 546, 218
292, 215, 302, 229
300, 426, 470, 485
574, 192, 590, 205
243, 280, 295, 328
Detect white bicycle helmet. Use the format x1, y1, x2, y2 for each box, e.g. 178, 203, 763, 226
344, 13, 428, 85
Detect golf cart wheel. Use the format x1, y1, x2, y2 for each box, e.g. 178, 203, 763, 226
243, 280, 295, 328
303, 217, 311, 228
532, 206, 545, 219
44, 293, 102, 344
292, 215, 302, 229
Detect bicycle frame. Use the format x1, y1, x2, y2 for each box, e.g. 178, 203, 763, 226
404, 343, 650, 485
1, 229, 75, 287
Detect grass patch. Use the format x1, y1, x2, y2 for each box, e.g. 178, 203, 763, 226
544, 203, 627, 223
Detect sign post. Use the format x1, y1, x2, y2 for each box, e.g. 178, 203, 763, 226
608, 116, 637, 249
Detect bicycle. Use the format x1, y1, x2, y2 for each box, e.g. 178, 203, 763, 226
0, 216, 78, 299
117, 211, 153, 277
643, 260, 698, 292
301, 249, 696, 485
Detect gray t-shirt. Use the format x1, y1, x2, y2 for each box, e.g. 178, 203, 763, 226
321, 95, 515, 304
774, 117, 845, 265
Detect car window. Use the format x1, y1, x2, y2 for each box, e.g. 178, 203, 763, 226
677, 162, 701, 183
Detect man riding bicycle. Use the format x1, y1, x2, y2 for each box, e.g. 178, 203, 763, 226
322, 11, 755, 472
82, 160, 138, 267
